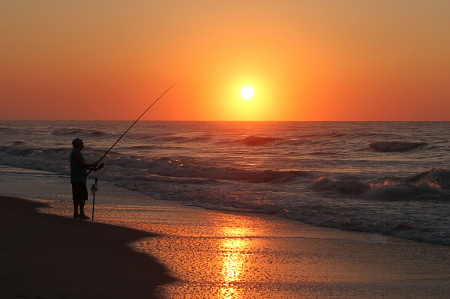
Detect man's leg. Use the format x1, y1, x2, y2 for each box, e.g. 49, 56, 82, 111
79, 200, 90, 219
72, 183, 89, 219
79, 200, 85, 215
73, 200, 79, 218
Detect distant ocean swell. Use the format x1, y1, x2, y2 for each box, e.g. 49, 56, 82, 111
369, 141, 428, 152
49, 126, 433, 151
51, 128, 288, 146
51, 128, 107, 137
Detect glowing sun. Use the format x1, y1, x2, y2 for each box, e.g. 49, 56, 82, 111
241, 86, 255, 99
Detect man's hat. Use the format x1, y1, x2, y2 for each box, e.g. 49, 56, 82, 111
72, 138, 83, 147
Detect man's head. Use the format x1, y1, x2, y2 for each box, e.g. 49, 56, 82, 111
72, 138, 84, 149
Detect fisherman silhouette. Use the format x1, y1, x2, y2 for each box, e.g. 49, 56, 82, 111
70, 138, 100, 219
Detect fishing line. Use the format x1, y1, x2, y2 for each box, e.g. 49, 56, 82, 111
86, 84, 175, 177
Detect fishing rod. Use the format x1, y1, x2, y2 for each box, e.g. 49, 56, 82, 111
86, 84, 175, 178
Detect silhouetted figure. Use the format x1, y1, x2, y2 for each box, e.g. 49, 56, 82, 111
70, 138, 99, 219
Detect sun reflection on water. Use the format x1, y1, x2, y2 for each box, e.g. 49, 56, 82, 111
221, 238, 246, 283
217, 225, 253, 298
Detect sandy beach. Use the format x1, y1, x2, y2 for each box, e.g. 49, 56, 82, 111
0, 196, 175, 299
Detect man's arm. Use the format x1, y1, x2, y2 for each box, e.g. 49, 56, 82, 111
74, 151, 99, 170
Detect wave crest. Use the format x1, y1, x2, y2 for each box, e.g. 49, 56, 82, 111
407, 168, 450, 189
310, 176, 370, 195
369, 141, 428, 152
51, 128, 106, 137
311, 170, 450, 201
242, 136, 281, 146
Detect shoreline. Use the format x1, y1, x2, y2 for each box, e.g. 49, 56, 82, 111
0, 196, 175, 299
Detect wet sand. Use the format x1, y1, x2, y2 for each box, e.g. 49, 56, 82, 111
126, 207, 450, 298
40, 193, 450, 299
0, 196, 175, 299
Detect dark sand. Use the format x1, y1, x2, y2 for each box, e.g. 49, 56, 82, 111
0, 196, 175, 299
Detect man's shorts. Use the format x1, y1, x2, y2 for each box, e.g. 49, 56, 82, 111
72, 183, 88, 201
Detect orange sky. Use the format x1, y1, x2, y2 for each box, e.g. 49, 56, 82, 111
1, 0, 449, 121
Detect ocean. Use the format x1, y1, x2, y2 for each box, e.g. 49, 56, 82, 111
1, 120, 449, 246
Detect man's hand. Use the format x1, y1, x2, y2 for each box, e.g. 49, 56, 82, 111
89, 163, 104, 172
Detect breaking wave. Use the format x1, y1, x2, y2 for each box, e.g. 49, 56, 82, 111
310, 176, 370, 195
311, 168, 450, 201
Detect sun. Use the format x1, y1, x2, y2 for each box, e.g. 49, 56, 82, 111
241, 86, 255, 99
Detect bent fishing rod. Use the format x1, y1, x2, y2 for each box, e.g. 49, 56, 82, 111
86, 84, 175, 178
